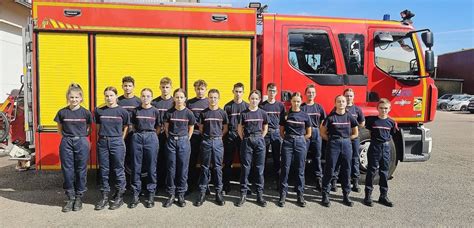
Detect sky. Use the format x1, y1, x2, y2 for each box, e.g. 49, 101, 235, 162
201, 0, 474, 56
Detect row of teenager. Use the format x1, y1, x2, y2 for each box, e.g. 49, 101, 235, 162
55, 76, 397, 212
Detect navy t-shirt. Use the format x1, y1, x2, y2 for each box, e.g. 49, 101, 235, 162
131, 106, 161, 132
346, 105, 365, 124
259, 100, 286, 130
164, 107, 196, 137
224, 100, 249, 132
323, 111, 358, 138
151, 96, 174, 127
199, 108, 228, 137
280, 110, 311, 136
301, 103, 326, 128
365, 116, 397, 143
54, 106, 92, 137
187, 97, 209, 134
94, 106, 130, 137
118, 95, 141, 114
240, 108, 268, 137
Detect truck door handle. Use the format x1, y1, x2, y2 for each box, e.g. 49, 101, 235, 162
212, 14, 228, 22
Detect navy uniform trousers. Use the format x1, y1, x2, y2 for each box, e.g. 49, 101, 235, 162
130, 131, 159, 196
223, 131, 242, 187
97, 136, 126, 194
165, 136, 191, 196
240, 135, 266, 195
198, 137, 224, 193
365, 141, 391, 195
59, 136, 90, 198
334, 137, 361, 180
322, 137, 352, 194
280, 135, 307, 195
265, 130, 282, 177
307, 127, 323, 178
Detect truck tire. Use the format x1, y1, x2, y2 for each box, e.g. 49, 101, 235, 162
0, 111, 9, 142
358, 128, 397, 184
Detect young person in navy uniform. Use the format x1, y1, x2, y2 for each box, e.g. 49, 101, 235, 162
117, 76, 141, 194
333, 88, 366, 192
236, 90, 268, 207
162, 88, 196, 208
223, 83, 249, 194
194, 89, 228, 207
320, 95, 359, 207
277, 92, 311, 208
301, 84, 326, 192
94, 87, 130, 210
128, 88, 161, 209
364, 98, 397, 207
186, 80, 209, 194
152, 77, 174, 188
55, 83, 92, 212
259, 83, 285, 187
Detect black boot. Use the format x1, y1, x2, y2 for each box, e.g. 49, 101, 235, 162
363, 191, 373, 207
256, 193, 267, 207
163, 194, 175, 208
297, 194, 306, 208
129, 195, 140, 209
277, 193, 286, 207
109, 192, 124, 210
378, 194, 394, 207
73, 197, 83, 211
177, 194, 186, 207
321, 192, 330, 207
144, 193, 155, 208
215, 191, 225, 206
351, 178, 361, 193
330, 179, 338, 192
314, 177, 322, 192
62, 196, 75, 213
94, 193, 109, 211
194, 192, 206, 207
235, 194, 246, 207
342, 193, 353, 207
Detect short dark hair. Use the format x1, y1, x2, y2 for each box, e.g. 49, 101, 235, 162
193, 80, 207, 88
266, 83, 277, 90
305, 84, 316, 93
233, 82, 244, 90
122, 76, 135, 85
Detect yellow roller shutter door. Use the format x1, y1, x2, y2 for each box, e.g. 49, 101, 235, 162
38, 33, 90, 129
187, 38, 251, 105
95, 35, 180, 105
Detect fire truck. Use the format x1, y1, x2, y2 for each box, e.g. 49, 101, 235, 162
19, 0, 436, 175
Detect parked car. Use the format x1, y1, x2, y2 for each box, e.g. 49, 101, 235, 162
438, 94, 467, 110
467, 98, 474, 113
446, 95, 473, 111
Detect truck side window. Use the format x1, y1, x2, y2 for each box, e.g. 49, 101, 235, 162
288, 32, 336, 74
374, 33, 418, 75
338, 34, 364, 75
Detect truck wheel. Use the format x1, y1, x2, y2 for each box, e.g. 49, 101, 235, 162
0, 111, 9, 142
358, 128, 398, 184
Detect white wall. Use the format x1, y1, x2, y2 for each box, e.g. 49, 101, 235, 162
0, 0, 29, 101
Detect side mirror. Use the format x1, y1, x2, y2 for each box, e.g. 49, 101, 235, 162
375, 32, 394, 43
425, 50, 435, 74
421, 31, 434, 48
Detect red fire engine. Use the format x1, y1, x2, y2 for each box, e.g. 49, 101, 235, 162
19, 0, 436, 176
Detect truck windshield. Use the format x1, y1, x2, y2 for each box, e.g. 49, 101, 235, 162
375, 34, 419, 76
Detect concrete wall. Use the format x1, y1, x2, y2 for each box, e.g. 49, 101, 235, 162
0, 0, 29, 101
436, 49, 474, 95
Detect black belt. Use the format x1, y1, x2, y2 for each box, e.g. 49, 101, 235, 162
99, 136, 121, 139
329, 135, 350, 140
136, 130, 156, 133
